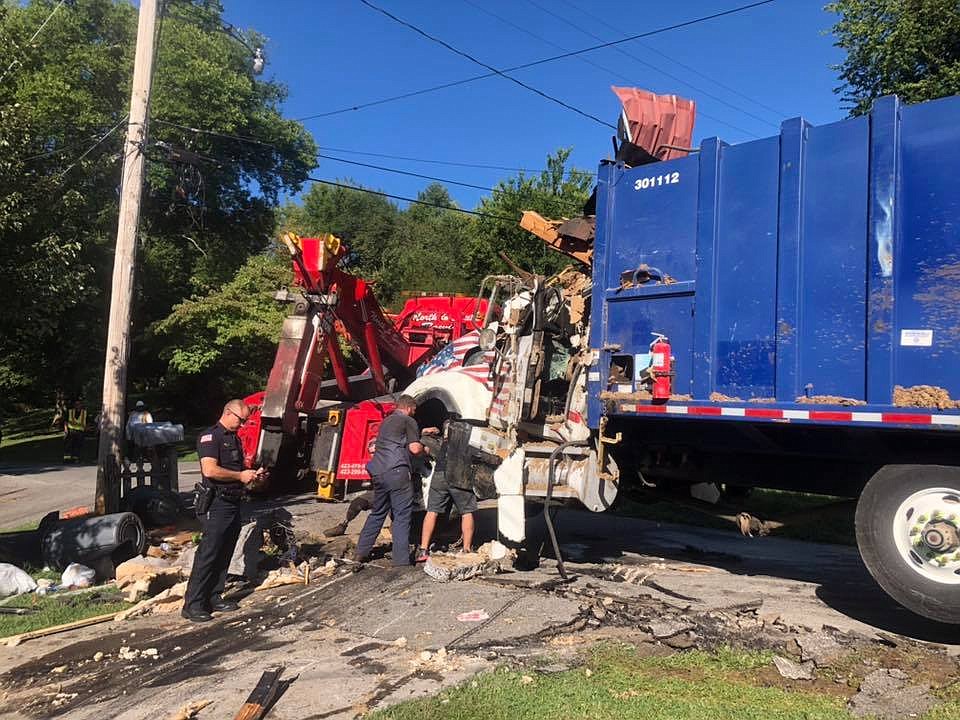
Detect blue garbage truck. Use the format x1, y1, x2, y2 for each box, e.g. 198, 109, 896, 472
403, 93, 960, 624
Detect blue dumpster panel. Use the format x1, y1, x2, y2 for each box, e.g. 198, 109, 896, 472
796, 117, 870, 400
895, 97, 960, 395
587, 94, 960, 430
712, 136, 780, 398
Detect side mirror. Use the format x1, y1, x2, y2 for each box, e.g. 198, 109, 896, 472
478, 328, 497, 351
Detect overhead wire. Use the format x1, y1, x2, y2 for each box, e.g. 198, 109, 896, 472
523, 0, 780, 131
318, 153, 497, 192
153, 119, 596, 187
316, 145, 595, 176
461, 0, 757, 137
296, 0, 775, 122
358, 0, 615, 129
57, 116, 130, 178
304, 177, 519, 223
557, 0, 789, 119
0, 0, 68, 84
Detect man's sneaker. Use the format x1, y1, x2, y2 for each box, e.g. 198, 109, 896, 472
414, 547, 429, 563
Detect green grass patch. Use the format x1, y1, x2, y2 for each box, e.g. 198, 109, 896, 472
0, 519, 41, 533
617, 488, 857, 546
374, 645, 856, 720
0, 589, 131, 638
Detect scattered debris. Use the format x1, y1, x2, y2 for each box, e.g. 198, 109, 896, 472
893, 384, 960, 409
166, 699, 213, 720
848, 669, 937, 719
772, 656, 816, 681
93, 652, 104, 662
60, 562, 95, 589
795, 395, 866, 406
4, 610, 123, 646
647, 618, 694, 640
709, 392, 742, 402
115, 555, 184, 602
233, 666, 284, 720
255, 561, 315, 591
116, 580, 188, 620
456, 610, 490, 623
425, 542, 514, 583
229, 521, 266, 579
796, 631, 845, 667
0, 564, 37, 597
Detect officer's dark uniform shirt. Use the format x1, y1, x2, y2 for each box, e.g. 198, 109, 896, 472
366, 411, 419, 477
197, 423, 244, 493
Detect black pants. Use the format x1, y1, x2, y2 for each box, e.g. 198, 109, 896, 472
355, 468, 413, 566
64, 430, 84, 460
183, 493, 243, 612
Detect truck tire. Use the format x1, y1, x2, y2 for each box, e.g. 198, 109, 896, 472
856, 465, 960, 624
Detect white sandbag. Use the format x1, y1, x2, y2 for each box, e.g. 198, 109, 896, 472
61, 562, 96, 588
0, 564, 37, 597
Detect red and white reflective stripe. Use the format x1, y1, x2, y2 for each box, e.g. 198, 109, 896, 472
617, 403, 960, 427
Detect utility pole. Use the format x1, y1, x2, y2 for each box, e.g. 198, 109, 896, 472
95, 0, 158, 515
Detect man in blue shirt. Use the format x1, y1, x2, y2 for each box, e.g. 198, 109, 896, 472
354, 395, 429, 566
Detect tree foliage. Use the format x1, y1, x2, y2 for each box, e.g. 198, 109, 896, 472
150, 251, 289, 417
828, 0, 960, 115
469, 148, 593, 279
0, 0, 316, 407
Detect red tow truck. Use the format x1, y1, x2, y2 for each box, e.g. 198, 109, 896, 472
238, 232, 486, 500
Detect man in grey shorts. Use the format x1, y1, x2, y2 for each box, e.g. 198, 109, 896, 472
415, 420, 477, 561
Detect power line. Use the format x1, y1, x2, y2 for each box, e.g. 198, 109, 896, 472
523, 0, 779, 131
358, 0, 616, 130
297, 0, 775, 122
558, 0, 789, 119
462, 0, 758, 137
318, 153, 497, 191
317, 145, 594, 176
305, 177, 519, 223
0, 0, 68, 85
154, 119, 596, 186
57, 117, 129, 178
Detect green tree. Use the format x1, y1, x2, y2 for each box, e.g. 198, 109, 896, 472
0, 0, 316, 406
150, 251, 289, 418
280, 179, 401, 284
378, 184, 476, 303
468, 148, 593, 279
828, 0, 960, 116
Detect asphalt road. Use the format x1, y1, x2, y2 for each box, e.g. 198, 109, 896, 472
0, 462, 200, 530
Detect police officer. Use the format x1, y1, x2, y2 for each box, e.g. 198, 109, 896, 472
182, 399, 263, 622
354, 395, 430, 566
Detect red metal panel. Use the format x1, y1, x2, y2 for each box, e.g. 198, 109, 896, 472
611, 86, 696, 161
337, 399, 395, 480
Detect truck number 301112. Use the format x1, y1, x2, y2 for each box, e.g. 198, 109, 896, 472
634, 172, 680, 191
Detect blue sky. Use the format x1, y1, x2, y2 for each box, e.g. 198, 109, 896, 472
221, 0, 846, 209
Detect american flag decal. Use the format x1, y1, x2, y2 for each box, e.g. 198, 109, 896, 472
417, 331, 495, 390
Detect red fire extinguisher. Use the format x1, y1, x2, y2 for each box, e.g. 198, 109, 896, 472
650, 333, 674, 401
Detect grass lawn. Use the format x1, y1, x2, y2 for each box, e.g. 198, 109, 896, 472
374, 645, 957, 720
0, 408, 202, 465
0, 588, 131, 639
